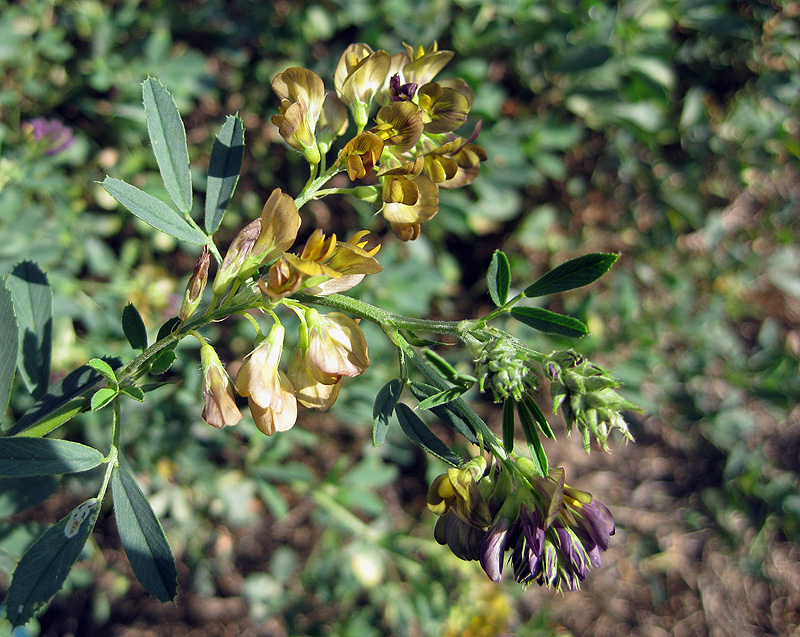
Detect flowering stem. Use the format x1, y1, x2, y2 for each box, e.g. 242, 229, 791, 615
294, 164, 343, 209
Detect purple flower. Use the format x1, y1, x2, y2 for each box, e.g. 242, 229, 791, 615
25, 117, 74, 156
479, 516, 511, 582
389, 74, 418, 102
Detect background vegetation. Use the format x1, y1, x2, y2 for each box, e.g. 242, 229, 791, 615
1, 0, 798, 634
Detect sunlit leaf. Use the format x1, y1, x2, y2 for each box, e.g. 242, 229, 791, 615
0, 278, 18, 412
510, 307, 588, 338
6, 261, 52, 400
523, 253, 619, 298
487, 250, 511, 306
142, 77, 193, 213
0, 438, 104, 477
102, 177, 207, 245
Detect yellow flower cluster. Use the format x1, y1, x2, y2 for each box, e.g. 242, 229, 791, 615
271, 43, 488, 241
200, 311, 370, 435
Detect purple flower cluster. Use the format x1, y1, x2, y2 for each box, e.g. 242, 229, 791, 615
430, 463, 615, 592
24, 117, 74, 156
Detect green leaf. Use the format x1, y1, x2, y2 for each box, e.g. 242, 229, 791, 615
6, 358, 121, 437
510, 307, 588, 338
0, 476, 58, 517
394, 403, 463, 467
156, 316, 182, 341
6, 261, 52, 400
517, 401, 548, 477
90, 387, 117, 411
112, 465, 178, 602
416, 386, 468, 410
408, 382, 479, 445
102, 177, 207, 245
0, 438, 104, 477
120, 386, 145, 402
372, 379, 402, 447
522, 398, 555, 439
0, 278, 18, 412
142, 77, 193, 213
122, 303, 148, 351
86, 358, 117, 384
487, 250, 511, 306
421, 349, 459, 382
149, 350, 177, 375
502, 398, 516, 453
205, 115, 245, 234
523, 253, 619, 298
5, 498, 100, 627
551, 44, 612, 73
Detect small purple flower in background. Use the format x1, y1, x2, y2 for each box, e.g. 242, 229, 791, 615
23, 117, 74, 156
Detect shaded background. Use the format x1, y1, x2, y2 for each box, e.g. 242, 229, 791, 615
1, 0, 799, 634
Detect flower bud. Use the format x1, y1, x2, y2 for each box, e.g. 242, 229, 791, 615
212, 219, 261, 295
180, 246, 210, 322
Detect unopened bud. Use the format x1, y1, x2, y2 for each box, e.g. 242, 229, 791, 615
212, 219, 261, 295
180, 246, 210, 322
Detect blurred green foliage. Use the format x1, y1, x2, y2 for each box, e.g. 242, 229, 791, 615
1, 0, 799, 634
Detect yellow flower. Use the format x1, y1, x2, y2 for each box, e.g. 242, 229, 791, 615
416, 82, 470, 134
271, 67, 326, 164
380, 174, 439, 236
235, 324, 297, 435
200, 342, 242, 428
305, 309, 370, 379
287, 345, 341, 411
371, 101, 424, 154
303, 231, 382, 295
334, 44, 391, 129
401, 42, 454, 86
239, 188, 301, 278
337, 132, 385, 180
427, 457, 491, 529
378, 158, 424, 206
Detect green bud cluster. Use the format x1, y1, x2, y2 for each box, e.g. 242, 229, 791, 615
473, 337, 537, 403
546, 350, 637, 451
